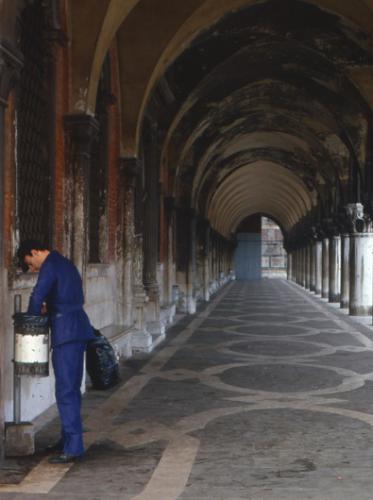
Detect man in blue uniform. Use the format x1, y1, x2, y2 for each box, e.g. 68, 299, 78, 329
17, 240, 96, 464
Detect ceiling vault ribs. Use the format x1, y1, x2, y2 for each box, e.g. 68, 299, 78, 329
72, 0, 373, 246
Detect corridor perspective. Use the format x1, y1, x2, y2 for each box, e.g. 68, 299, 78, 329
4, 0, 373, 498
2, 279, 373, 499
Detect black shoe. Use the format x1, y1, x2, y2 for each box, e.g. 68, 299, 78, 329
48, 454, 82, 464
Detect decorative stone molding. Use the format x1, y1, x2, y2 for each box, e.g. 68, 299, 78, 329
119, 156, 141, 183
345, 203, 371, 233
42, 0, 69, 47
63, 114, 99, 158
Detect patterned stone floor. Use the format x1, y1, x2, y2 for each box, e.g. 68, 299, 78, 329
3, 279, 373, 499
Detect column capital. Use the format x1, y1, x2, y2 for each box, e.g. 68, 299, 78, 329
345, 203, 372, 233
320, 217, 340, 238
118, 156, 141, 178
63, 114, 99, 158
43, 1, 69, 47
0, 39, 23, 106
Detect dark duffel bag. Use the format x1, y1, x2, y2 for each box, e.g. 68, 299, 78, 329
86, 329, 120, 389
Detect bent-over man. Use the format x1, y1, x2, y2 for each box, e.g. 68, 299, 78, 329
17, 240, 96, 464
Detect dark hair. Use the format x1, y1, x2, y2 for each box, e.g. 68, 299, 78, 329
16, 239, 48, 272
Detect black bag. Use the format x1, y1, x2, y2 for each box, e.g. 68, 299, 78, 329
86, 329, 120, 389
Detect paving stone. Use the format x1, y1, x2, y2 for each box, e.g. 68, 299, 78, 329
3, 279, 373, 499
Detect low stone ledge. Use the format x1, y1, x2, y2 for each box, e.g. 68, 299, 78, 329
100, 324, 132, 359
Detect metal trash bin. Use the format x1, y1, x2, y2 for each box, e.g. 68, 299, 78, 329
13, 313, 49, 376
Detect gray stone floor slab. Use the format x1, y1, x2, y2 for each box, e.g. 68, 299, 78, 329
3, 279, 373, 499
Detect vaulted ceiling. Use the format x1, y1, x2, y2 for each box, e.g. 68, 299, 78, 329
69, 0, 373, 242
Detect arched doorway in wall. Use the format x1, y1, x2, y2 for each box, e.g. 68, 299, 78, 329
261, 217, 287, 278
234, 214, 261, 280
234, 214, 287, 280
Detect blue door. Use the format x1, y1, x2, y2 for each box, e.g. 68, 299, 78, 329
234, 233, 262, 280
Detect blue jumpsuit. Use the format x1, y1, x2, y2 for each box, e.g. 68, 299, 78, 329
28, 251, 95, 456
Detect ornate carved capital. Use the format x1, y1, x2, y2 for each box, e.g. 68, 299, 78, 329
64, 114, 99, 159
345, 203, 371, 233
119, 157, 141, 191
119, 157, 141, 178
43, 0, 69, 47
321, 217, 340, 238
0, 39, 23, 106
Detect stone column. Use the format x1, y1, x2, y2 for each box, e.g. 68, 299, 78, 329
208, 230, 215, 294
203, 222, 211, 301
298, 248, 304, 286
329, 235, 341, 303
346, 203, 373, 316
186, 209, 197, 313
321, 238, 329, 298
310, 243, 316, 292
305, 246, 310, 290
296, 249, 300, 283
349, 233, 373, 315
175, 208, 197, 313
0, 39, 23, 461
302, 247, 307, 288
291, 251, 295, 282
118, 157, 139, 326
63, 114, 99, 280
293, 251, 297, 282
340, 234, 350, 309
287, 252, 292, 281
315, 240, 322, 295
143, 124, 163, 337
164, 197, 176, 307
296, 248, 301, 285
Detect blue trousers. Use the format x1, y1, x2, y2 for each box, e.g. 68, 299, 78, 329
52, 341, 87, 456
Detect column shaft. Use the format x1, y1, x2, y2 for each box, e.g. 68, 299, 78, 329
321, 238, 329, 298
329, 235, 341, 303
287, 252, 292, 281
315, 241, 322, 295
305, 246, 310, 290
340, 234, 350, 309
301, 248, 306, 287
310, 243, 316, 292
64, 115, 99, 278
349, 233, 373, 315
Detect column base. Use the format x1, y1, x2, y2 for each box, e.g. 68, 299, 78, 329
5, 422, 34, 456
329, 293, 340, 303
131, 330, 153, 353
187, 296, 197, 314
177, 294, 197, 314
349, 305, 373, 316
147, 320, 166, 336
209, 280, 219, 295
340, 300, 349, 309
160, 304, 176, 328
